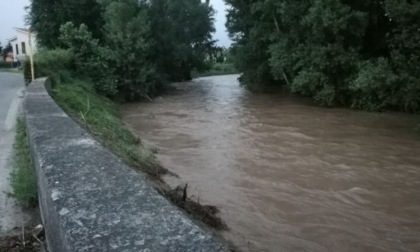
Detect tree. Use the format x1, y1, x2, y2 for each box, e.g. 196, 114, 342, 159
28, 0, 103, 48
59, 22, 115, 96
149, 0, 216, 81
384, 0, 420, 112
102, 0, 158, 101
225, 0, 420, 111
1, 43, 12, 61
225, 0, 278, 89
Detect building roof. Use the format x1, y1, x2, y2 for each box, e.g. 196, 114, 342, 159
8, 36, 17, 42
7, 27, 37, 42
13, 27, 37, 35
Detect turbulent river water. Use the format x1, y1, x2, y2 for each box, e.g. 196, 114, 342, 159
121, 74, 420, 252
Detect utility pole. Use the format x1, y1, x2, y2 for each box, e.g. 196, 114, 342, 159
28, 30, 35, 82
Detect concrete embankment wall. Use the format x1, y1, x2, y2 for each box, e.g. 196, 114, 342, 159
24, 78, 225, 252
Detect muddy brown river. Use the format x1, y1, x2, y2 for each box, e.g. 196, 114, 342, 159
121, 75, 420, 252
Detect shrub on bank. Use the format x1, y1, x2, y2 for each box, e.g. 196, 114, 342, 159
350, 58, 400, 112
10, 118, 37, 208
52, 79, 165, 178
0, 62, 18, 68
23, 49, 75, 85
192, 62, 239, 78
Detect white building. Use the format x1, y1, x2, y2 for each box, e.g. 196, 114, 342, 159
8, 28, 37, 61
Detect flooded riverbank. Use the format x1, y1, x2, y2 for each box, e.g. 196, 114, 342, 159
121, 75, 420, 252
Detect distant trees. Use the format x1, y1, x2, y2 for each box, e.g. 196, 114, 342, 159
149, 0, 216, 81
1, 43, 12, 61
225, 0, 420, 112
27, 0, 215, 100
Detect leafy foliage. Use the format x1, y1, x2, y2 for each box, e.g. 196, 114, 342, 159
149, 0, 216, 81
192, 62, 238, 78
384, 0, 420, 112
28, 0, 104, 48
28, 0, 216, 100
59, 22, 116, 96
10, 118, 37, 208
103, 0, 157, 101
226, 0, 420, 112
0, 62, 18, 69
23, 49, 75, 85
350, 58, 399, 111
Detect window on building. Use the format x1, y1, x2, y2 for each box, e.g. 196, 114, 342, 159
21, 42, 26, 54
15, 44, 19, 55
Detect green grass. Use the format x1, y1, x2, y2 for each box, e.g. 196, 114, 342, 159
192, 63, 239, 78
10, 118, 38, 208
51, 79, 166, 178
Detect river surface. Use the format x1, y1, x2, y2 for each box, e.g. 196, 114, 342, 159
121, 75, 420, 252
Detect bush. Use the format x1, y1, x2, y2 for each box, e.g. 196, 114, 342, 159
192, 62, 239, 78
350, 58, 400, 111
59, 22, 117, 97
213, 64, 222, 71
292, 70, 334, 105
23, 49, 75, 85
103, 3, 159, 101
398, 73, 420, 113
0, 62, 18, 68
10, 118, 37, 208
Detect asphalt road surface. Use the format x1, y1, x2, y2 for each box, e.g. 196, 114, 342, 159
0, 72, 32, 234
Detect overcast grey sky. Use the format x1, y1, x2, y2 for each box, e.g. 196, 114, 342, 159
0, 0, 28, 46
211, 0, 232, 47
0, 0, 231, 47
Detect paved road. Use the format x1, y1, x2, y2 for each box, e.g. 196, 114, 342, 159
0, 72, 33, 234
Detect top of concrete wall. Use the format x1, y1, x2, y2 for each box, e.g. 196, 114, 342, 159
24, 78, 226, 252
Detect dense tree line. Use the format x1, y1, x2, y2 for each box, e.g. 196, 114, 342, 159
226, 0, 420, 112
28, 0, 215, 100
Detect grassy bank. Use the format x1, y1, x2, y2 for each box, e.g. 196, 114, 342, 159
10, 118, 37, 208
193, 63, 239, 78
52, 79, 166, 179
